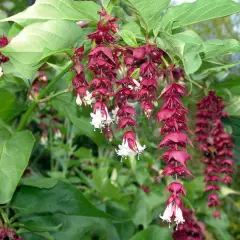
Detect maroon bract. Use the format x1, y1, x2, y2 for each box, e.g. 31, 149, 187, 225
195, 90, 234, 218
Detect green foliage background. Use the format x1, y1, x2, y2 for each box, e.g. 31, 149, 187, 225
0, 0, 239, 239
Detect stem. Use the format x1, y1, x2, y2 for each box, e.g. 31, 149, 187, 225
16, 61, 73, 131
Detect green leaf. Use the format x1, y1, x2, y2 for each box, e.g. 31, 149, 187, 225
0, 131, 35, 204
0, 120, 12, 140
203, 39, 240, 59
20, 178, 59, 189
93, 167, 122, 199
7, 23, 23, 39
132, 191, 151, 228
12, 182, 114, 218
101, 0, 117, 13
0, 0, 101, 26
130, 225, 172, 240
1, 20, 83, 80
123, 0, 170, 31
119, 30, 138, 47
225, 96, 240, 117
0, 12, 10, 35
205, 212, 231, 240
121, 22, 145, 40
13, 182, 122, 239
159, 0, 240, 30
0, 88, 16, 121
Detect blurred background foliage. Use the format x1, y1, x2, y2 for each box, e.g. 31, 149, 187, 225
0, 0, 240, 240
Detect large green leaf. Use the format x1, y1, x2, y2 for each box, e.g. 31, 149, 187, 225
0, 120, 12, 140
0, 0, 100, 26
12, 182, 121, 239
1, 20, 83, 80
0, 131, 35, 204
157, 31, 240, 75
203, 39, 240, 59
93, 167, 122, 199
159, 0, 240, 31
123, 0, 170, 31
0, 88, 17, 122
130, 225, 172, 240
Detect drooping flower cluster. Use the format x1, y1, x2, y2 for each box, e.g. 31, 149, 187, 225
172, 208, 205, 240
158, 76, 193, 228
195, 90, 234, 218
0, 35, 9, 77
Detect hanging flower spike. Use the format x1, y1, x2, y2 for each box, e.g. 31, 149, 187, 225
157, 67, 193, 229
195, 91, 234, 218
115, 131, 146, 161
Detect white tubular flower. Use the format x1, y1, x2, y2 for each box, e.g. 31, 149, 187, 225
76, 94, 83, 106
174, 206, 185, 229
40, 135, 48, 146
116, 140, 136, 158
84, 91, 95, 106
159, 202, 174, 226
90, 109, 105, 130
104, 107, 112, 126
115, 131, 146, 161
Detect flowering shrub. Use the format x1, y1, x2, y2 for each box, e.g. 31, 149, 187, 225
0, 0, 239, 239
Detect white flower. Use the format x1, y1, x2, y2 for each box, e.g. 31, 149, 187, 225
40, 135, 48, 145
0, 67, 3, 78
112, 107, 119, 123
76, 94, 82, 106
54, 129, 62, 139
159, 203, 185, 229
115, 140, 136, 162
174, 206, 185, 229
115, 138, 146, 161
90, 107, 112, 131
84, 91, 95, 106
159, 202, 174, 225
90, 109, 105, 130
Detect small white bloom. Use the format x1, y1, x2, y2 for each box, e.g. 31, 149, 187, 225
84, 91, 95, 106
115, 138, 146, 161
159, 202, 174, 225
90, 109, 105, 130
136, 140, 146, 154
76, 94, 82, 106
174, 206, 185, 229
0, 67, 3, 78
54, 129, 62, 139
40, 135, 48, 145
115, 140, 136, 161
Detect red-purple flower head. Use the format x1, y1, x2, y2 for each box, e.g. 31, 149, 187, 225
195, 90, 234, 218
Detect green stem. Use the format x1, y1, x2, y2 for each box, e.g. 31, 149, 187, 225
16, 61, 73, 131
